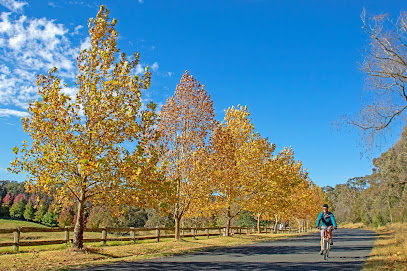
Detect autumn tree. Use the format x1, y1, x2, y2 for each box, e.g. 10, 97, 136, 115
2, 193, 13, 207
291, 180, 325, 232
243, 134, 276, 233
157, 71, 215, 240
339, 10, 407, 148
208, 105, 258, 236
9, 6, 164, 249
58, 206, 75, 227
262, 147, 307, 232
9, 194, 27, 219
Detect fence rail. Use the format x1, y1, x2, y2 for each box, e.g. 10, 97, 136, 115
0, 225, 299, 252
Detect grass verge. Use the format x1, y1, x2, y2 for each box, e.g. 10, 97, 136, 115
342, 222, 407, 271
362, 223, 407, 271
0, 231, 311, 271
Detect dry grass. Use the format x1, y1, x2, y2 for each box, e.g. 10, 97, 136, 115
0, 219, 164, 253
0, 231, 309, 271
0, 219, 103, 253
342, 222, 407, 270
338, 222, 365, 229
361, 223, 407, 271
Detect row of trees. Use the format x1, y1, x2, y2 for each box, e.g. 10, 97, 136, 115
8, 6, 325, 249
0, 180, 320, 231
325, 126, 407, 226
158, 82, 326, 237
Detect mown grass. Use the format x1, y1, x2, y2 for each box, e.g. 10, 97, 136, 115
342, 222, 407, 271
0, 229, 310, 271
0, 219, 48, 229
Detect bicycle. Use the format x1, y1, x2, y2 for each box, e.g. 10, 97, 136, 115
319, 226, 334, 260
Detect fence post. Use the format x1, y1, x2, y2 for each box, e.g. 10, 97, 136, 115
219, 228, 222, 237
65, 226, 70, 247
13, 226, 20, 252
191, 228, 195, 240
130, 227, 135, 243
156, 228, 160, 242
206, 228, 209, 238
246, 227, 249, 235
102, 228, 107, 246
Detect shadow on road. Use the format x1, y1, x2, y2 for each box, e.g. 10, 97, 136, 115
190, 244, 372, 256
81, 260, 367, 270
72, 229, 375, 271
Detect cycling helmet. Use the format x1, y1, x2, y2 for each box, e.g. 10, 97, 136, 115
322, 204, 329, 208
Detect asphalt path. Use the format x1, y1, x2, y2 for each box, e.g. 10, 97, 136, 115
74, 228, 376, 271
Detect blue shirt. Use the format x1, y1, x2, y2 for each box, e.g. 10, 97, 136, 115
315, 211, 337, 228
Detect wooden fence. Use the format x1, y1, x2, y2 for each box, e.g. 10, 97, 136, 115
0, 226, 296, 252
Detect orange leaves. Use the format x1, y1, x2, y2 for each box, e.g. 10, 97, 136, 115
6, 4, 325, 246
8, 6, 163, 217
157, 71, 215, 237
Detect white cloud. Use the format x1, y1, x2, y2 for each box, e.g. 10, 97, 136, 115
0, 12, 81, 115
151, 62, 159, 72
167, 72, 172, 77
135, 64, 144, 75
0, 0, 27, 13
68, 1, 98, 9
72, 25, 83, 35
138, 0, 144, 3
79, 36, 91, 51
0, 108, 28, 117
61, 84, 79, 102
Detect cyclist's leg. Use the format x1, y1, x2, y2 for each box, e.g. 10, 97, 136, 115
320, 227, 326, 251
328, 226, 333, 245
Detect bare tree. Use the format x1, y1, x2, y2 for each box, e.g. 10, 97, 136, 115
339, 9, 407, 148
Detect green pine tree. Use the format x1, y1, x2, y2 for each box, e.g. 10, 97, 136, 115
23, 201, 35, 221
42, 206, 58, 227
9, 198, 27, 219
34, 200, 48, 222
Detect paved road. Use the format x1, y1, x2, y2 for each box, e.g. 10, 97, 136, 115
74, 229, 375, 270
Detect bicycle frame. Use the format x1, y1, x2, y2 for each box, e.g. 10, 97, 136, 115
322, 227, 332, 260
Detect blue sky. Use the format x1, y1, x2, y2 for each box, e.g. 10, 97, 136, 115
0, 0, 406, 187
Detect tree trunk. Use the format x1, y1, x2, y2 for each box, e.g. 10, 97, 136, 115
387, 196, 393, 225
257, 213, 262, 234
73, 197, 85, 249
225, 207, 232, 237
174, 214, 182, 240
273, 215, 278, 233
226, 217, 231, 236
299, 220, 302, 233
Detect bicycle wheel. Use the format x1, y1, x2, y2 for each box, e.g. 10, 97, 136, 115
323, 238, 328, 260
326, 240, 330, 258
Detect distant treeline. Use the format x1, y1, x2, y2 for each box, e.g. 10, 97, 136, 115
0, 180, 263, 229
325, 127, 407, 226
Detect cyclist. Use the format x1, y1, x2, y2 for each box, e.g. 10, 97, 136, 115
315, 203, 337, 255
